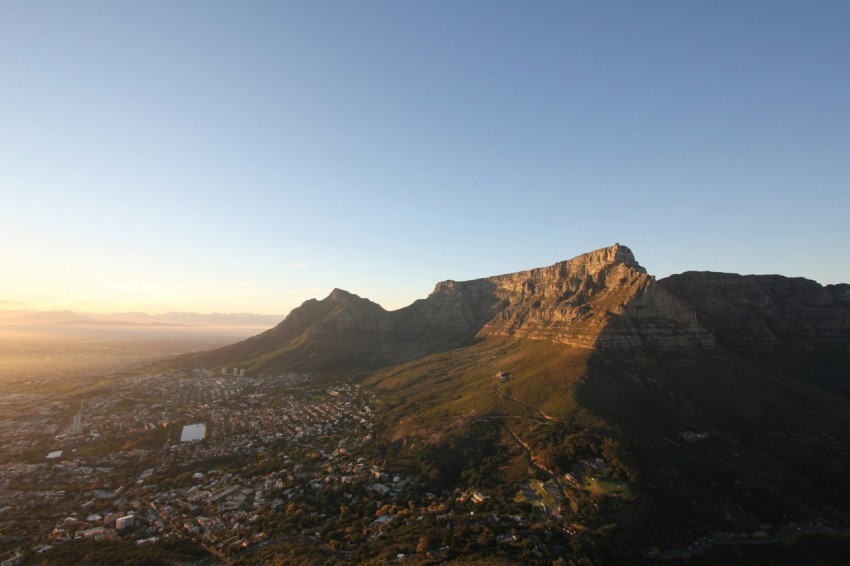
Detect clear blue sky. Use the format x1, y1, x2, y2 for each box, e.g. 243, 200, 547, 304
1, 1, 848, 314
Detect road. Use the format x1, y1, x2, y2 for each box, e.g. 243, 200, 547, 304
493, 383, 556, 422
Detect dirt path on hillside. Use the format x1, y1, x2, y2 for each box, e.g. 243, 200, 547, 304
493, 384, 556, 422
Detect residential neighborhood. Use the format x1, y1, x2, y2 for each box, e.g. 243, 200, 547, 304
0, 370, 591, 564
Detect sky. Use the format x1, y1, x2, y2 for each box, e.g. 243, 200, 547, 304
1, 1, 848, 315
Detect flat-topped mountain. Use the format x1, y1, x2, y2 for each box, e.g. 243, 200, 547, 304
477, 243, 713, 349
186, 244, 720, 372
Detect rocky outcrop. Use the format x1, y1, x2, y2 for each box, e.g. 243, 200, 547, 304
828, 283, 850, 310
476, 244, 714, 350
394, 278, 500, 338
659, 272, 850, 353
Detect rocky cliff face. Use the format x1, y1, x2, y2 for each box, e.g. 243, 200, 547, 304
660, 272, 850, 353
474, 244, 713, 349
828, 283, 850, 310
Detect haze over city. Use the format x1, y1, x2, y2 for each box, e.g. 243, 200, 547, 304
1, 1, 848, 316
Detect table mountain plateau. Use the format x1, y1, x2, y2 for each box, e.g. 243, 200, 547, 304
185, 244, 720, 373
181, 244, 850, 556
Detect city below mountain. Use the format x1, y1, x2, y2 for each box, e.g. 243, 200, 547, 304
175, 243, 850, 561
7, 244, 849, 564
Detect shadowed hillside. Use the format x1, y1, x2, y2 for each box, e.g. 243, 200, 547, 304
181, 282, 502, 373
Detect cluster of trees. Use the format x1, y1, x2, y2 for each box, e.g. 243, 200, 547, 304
413, 421, 504, 489
529, 425, 638, 483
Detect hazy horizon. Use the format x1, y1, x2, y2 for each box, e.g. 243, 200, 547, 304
0, 306, 285, 320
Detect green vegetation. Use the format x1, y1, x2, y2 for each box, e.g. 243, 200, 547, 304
366, 338, 599, 429
586, 478, 632, 499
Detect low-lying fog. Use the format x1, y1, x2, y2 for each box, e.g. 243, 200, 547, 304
0, 323, 270, 383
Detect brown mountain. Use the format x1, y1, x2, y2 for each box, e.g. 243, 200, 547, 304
186, 244, 716, 372
183, 244, 850, 555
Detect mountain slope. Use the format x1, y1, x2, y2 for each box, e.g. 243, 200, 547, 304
363, 267, 850, 551
182, 282, 499, 373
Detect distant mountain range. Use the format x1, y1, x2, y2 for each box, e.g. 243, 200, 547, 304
183, 243, 850, 556
0, 310, 283, 327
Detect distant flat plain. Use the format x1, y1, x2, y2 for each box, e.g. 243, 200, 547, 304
0, 323, 269, 384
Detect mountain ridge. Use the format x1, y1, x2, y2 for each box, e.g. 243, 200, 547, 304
185, 244, 721, 373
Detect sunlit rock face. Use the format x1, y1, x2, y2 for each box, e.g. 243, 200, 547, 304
473, 244, 714, 350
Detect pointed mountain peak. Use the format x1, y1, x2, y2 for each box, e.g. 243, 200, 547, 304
326, 288, 360, 302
